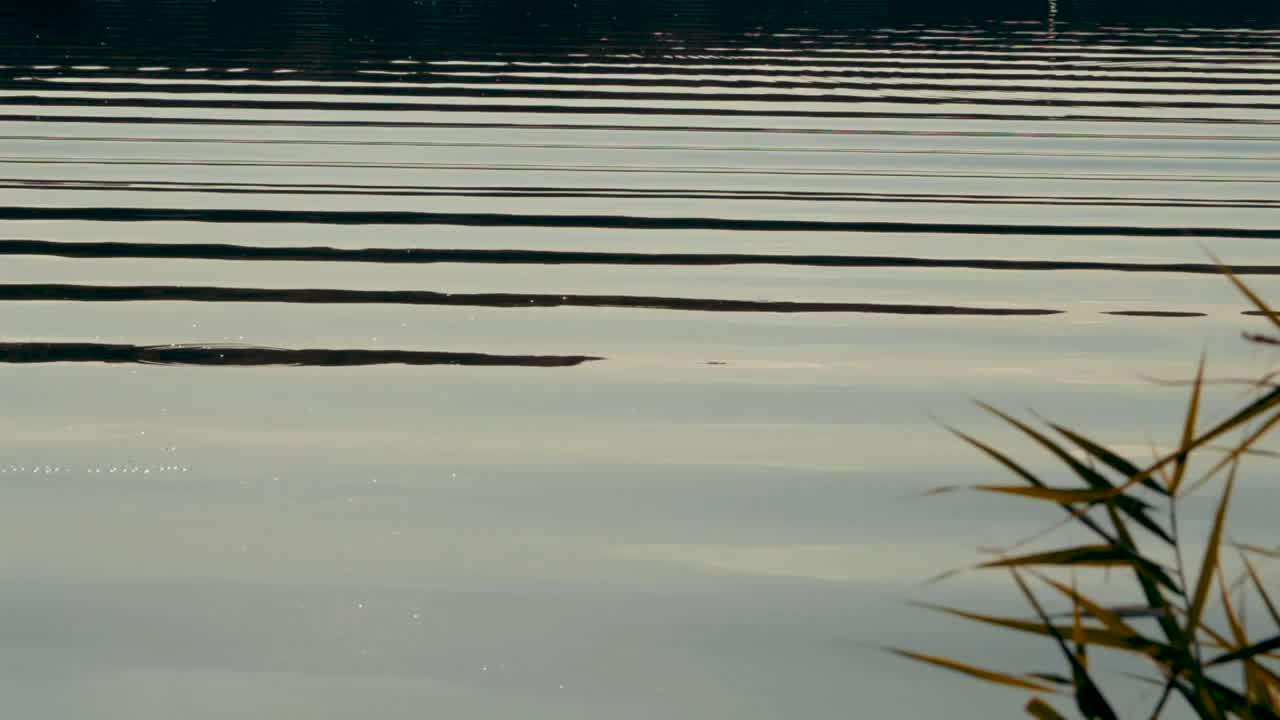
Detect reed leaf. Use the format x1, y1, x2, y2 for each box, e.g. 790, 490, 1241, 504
1185, 408, 1280, 499
1216, 256, 1280, 333
1026, 697, 1068, 720
1049, 424, 1167, 496
1169, 352, 1206, 495
975, 486, 1130, 504
949, 426, 1047, 488
982, 545, 1180, 595
980, 403, 1174, 545
1217, 565, 1275, 708
1073, 579, 1088, 671
1197, 673, 1280, 720
1239, 545, 1280, 560
1158, 387, 1280, 492
1239, 553, 1280, 631
1199, 621, 1280, 711
1104, 506, 1188, 643
1028, 673, 1074, 686
950, 425, 1124, 547
1184, 462, 1237, 644
1010, 570, 1119, 720
1033, 573, 1153, 649
910, 601, 1172, 660
1208, 636, 1280, 667
981, 545, 1134, 568
886, 648, 1060, 693
1111, 385, 1280, 501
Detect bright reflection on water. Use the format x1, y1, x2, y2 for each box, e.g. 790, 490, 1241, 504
1, 0, 1280, 717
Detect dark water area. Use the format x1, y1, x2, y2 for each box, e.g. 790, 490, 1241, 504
2, 1, 1280, 718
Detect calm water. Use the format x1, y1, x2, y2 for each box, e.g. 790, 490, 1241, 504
2, 2, 1280, 717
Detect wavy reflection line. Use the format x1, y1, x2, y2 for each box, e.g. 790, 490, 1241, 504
6, 159, 1277, 184
18, 50, 1280, 74
7, 127, 1280, 142
20, 66, 1280, 86
1, 112, 1272, 128
7, 136, 1280, 159
8, 91, 1280, 112
14, 56, 1280, 78
1, 180, 1276, 209
7, 240, 1280, 276
0, 341, 600, 367
7, 96, 1280, 126
1102, 310, 1208, 317
2, 119, 1277, 141
17, 77, 1280, 99
0, 283, 1061, 316
0, 207, 1275, 239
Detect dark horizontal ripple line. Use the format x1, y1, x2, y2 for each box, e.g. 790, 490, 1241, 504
9, 91, 1280, 112
6, 179, 1277, 208
2, 112, 1272, 128
5, 136, 1278, 160
21, 51, 1280, 75
7, 239, 1280, 275
0, 341, 600, 367
8, 128, 1280, 143
19, 77, 1280, 98
0, 283, 1061, 316
1103, 311, 1208, 317
10, 141, 1278, 160
46, 53, 1277, 74
26, 64, 1280, 85
1, 207, 1276, 239
8, 159, 1278, 183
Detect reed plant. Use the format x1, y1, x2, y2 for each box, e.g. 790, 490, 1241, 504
894, 264, 1280, 719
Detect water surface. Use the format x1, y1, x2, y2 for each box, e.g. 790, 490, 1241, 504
2, 2, 1280, 717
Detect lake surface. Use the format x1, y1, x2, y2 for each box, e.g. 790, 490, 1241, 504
2, 2, 1280, 717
